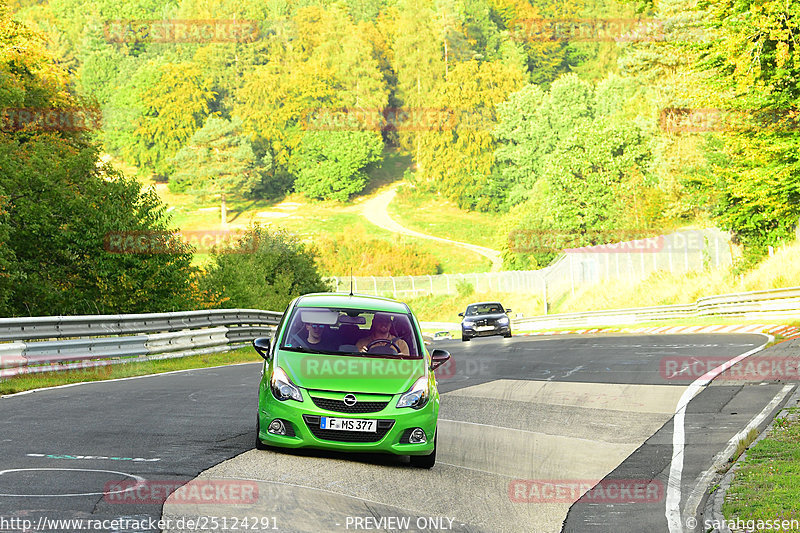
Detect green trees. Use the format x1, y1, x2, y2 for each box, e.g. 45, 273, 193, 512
0, 10, 199, 316
10, 0, 800, 280
200, 226, 331, 311
413, 60, 525, 210
294, 126, 384, 201
132, 62, 216, 178
172, 116, 264, 225
19, 0, 632, 209
494, 74, 658, 268
695, 0, 800, 263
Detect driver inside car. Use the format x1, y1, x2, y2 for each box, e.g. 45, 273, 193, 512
299, 317, 338, 353
356, 312, 409, 355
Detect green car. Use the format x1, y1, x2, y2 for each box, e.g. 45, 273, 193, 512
252, 293, 451, 468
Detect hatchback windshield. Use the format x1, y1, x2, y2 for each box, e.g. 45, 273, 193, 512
280, 307, 421, 358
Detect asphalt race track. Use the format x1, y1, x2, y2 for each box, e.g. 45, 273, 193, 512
0, 334, 795, 533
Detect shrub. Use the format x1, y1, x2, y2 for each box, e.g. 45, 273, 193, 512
199, 226, 331, 311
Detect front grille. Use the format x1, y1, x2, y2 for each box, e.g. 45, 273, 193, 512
399, 428, 414, 444
279, 419, 296, 437
311, 397, 389, 413
303, 415, 394, 443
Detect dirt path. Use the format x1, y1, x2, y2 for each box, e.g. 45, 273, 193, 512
360, 186, 503, 272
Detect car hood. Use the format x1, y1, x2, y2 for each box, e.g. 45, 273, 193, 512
276, 350, 426, 394
463, 313, 508, 321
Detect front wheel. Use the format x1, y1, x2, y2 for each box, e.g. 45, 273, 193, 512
255, 416, 269, 450
461, 335, 471, 342
410, 431, 436, 469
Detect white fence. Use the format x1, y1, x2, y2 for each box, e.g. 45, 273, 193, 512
513, 286, 800, 331
332, 229, 733, 310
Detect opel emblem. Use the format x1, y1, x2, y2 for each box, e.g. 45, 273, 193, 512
343, 394, 357, 406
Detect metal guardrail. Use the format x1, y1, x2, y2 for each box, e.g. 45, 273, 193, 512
2, 286, 798, 379
512, 286, 800, 331
0, 309, 281, 379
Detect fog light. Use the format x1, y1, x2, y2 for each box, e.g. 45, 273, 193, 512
409, 428, 427, 444
268, 419, 287, 435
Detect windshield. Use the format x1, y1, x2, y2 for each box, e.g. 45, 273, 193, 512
280, 307, 421, 358
466, 303, 504, 316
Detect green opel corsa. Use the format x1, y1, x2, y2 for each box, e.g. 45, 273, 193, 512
252, 293, 451, 468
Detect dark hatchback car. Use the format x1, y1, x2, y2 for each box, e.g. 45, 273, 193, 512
459, 302, 512, 341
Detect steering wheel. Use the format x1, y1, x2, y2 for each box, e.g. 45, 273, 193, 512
365, 338, 401, 354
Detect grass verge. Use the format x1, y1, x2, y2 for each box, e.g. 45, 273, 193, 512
722, 407, 800, 530
0, 347, 262, 395
388, 185, 505, 250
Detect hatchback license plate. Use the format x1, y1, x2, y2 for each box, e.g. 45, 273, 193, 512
320, 417, 377, 432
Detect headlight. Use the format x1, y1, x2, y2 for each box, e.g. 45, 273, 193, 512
270, 367, 303, 402
396, 376, 429, 409
462, 320, 475, 327
497, 317, 509, 325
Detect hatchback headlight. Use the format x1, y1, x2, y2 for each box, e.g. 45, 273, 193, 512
397, 376, 429, 409
271, 367, 303, 402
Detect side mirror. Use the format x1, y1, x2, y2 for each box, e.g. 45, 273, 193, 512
252, 337, 271, 360
505, 309, 512, 314
430, 349, 451, 370
458, 312, 464, 317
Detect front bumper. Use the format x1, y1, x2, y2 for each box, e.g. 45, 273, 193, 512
462, 324, 511, 337
257, 387, 438, 456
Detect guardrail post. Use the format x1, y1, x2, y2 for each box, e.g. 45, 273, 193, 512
371, 276, 377, 295
428, 275, 433, 295
409, 276, 415, 296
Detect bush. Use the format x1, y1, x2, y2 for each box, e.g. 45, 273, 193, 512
456, 280, 475, 298
199, 226, 332, 311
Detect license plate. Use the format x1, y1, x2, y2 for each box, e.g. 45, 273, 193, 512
320, 417, 377, 432
476, 325, 495, 331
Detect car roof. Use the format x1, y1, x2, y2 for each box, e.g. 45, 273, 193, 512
467, 301, 503, 307
295, 293, 411, 314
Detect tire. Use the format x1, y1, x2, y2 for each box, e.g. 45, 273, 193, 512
461, 335, 471, 342
410, 431, 436, 469
255, 416, 269, 450
504, 332, 512, 338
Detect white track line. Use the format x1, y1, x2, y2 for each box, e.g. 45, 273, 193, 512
665, 334, 772, 533
683, 383, 794, 521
